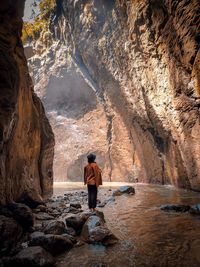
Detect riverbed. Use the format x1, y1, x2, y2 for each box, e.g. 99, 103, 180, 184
54, 182, 200, 267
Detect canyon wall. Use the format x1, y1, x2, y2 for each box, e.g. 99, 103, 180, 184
0, 0, 54, 205
28, 38, 134, 182
58, 0, 200, 189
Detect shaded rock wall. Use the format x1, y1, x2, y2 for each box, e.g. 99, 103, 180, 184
0, 0, 55, 205
28, 38, 134, 182
60, 0, 200, 189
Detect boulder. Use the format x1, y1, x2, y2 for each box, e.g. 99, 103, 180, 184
81, 215, 118, 245
47, 202, 65, 210
43, 221, 65, 235
112, 190, 122, 196
37, 205, 47, 212
97, 202, 106, 208
34, 223, 43, 232
11, 246, 55, 267
35, 212, 55, 220
17, 192, 44, 209
70, 202, 82, 209
81, 210, 105, 222
29, 234, 73, 256
48, 210, 61, 217
113, 185, 135, 196
65, 227, 76, 237
0, 215, 23, 256
190, 204, 200, 215
161, 204, 190, 212
30, 232, 45, 240
0, 207, 13, 217
65, 215, 86, 234
62, 234, 77, 244
7, 202, 34, 229
97, 196, 115, 207
68, 206, 80, 214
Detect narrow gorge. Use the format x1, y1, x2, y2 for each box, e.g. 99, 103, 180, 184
0, 0, 200, 266
26, 0, 200, 189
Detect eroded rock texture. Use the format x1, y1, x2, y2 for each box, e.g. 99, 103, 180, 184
0, 1, 54, 205
59, 0, 200, 189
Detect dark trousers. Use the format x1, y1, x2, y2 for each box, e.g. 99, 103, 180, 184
87, 185, 97, 209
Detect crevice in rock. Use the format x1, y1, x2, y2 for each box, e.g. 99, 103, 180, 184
71, 50, 113, 181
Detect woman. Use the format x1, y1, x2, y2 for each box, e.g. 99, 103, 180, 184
84, 153, 102, 212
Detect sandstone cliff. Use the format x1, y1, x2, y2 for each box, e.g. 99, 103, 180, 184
28, 38, 134, 182
0, 0, 54, 205
26, 0, 200, 190
58, 0, 200, 189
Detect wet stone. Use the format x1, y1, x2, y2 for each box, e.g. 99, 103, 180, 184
160, 204, 191, 212
35, 212, 55, 220
29, 234, 73, 256
7, 202, 34, 229
190, 204, 200, 215
30, 231, 45, 240
119, 186, 135, 194
97, 196, 115, 208
65, 215, 86, 235
37, 205, 47, 212
34, 223, 43, 232
17, 192, 44, 209
62, 234, 77, 244
11, 246, 55, 267
81, 215, 118, 245
43, 221, 66, 235
65, 227, 76, 237
70, 202, 82, 209
112, 190, 122, 196
48, 210, 61, 217
47, 202, 64, 210
80, 210, 105, 223
69, 206, 81, 214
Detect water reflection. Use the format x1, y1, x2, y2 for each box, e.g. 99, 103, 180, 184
56, 183, 200, 267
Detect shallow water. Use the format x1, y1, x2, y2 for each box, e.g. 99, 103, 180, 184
55, 183, 200, 267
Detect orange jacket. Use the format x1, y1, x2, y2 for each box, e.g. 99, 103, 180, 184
84, 163, 102, 187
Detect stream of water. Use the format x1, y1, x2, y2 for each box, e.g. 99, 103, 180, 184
54, 183, 200, 267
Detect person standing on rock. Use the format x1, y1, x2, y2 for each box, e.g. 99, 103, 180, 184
84, 153, 102, 212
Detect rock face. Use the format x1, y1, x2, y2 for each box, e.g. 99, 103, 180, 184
0, 1, 54, 205
28, 38, 134, 182
54, 0, 200, 190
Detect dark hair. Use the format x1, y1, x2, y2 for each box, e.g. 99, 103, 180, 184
87, 153, 96, 163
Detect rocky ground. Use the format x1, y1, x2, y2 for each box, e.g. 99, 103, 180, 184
0, 186, 135, 267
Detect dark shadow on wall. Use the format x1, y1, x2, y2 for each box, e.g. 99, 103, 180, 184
141, 86, 191, 189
